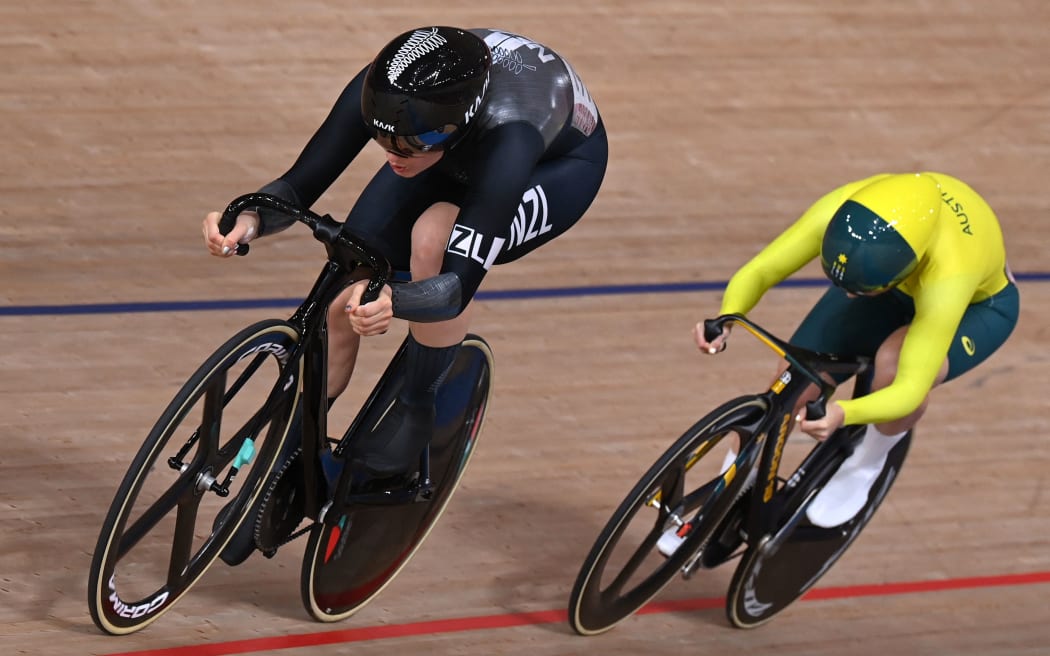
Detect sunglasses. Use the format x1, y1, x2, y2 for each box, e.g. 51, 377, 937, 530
372, 125, 457, 157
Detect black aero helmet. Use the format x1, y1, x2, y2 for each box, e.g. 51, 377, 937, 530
361, 26, 492, 156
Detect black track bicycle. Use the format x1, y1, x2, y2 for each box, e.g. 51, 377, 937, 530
568, 314, 910, 633
88, 193, 494, 635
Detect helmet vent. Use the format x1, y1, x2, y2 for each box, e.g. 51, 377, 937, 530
386, 28, 447, 84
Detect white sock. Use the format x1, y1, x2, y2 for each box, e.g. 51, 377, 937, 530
842, 424, 905, 471
805, 425, 906, 528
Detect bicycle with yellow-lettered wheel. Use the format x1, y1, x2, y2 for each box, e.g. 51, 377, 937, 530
568, 314, 910, 633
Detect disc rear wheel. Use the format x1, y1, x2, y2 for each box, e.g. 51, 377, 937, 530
300, 335, 494, 622
726, 431, 912, 628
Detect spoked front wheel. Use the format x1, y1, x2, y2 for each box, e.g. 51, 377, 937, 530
726, 430, 912, 628
300, 334, 494, 622
87, 320, 301, 635
568, 396, 769, 636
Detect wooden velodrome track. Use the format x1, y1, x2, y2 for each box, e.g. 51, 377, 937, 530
3, 1, 1048, 654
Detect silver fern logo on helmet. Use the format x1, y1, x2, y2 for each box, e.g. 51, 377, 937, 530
386, 28, 447, 84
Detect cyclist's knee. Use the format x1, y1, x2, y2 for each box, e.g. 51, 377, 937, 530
327, 287, 358, 338
411, 202, 459, 278
328, 287, 349, 319
871, 327, 909, 390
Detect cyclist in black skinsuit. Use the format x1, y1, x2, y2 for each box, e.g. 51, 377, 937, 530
203, 26, 607, 561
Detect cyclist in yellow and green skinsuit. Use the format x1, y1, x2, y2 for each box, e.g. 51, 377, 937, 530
696, 172, 1018, 529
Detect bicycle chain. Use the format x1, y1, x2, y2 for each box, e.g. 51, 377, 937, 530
263, 522, 316, 554
254, 437, 351, 555
252, 447, 316, 554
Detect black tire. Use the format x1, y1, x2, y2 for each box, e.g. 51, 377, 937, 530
299, 335, 494, 622
87, 320, 302, 635
725, 431, 911, 629
568, 396, 770, 636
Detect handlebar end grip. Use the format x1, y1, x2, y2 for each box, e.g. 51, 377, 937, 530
217, 211, 236, 237
804, 400, 826, 421
360, 279, 383, 305
703, 318, 722, 344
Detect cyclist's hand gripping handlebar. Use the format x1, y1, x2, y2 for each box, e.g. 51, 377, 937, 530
703, 314, 832, 421
217, 202, 256, 257
218, 193, 391, 304
802, 399, 827, 421
702, 318, 728, 351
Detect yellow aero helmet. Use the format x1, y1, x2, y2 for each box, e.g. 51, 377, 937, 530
820, 173, 940, 294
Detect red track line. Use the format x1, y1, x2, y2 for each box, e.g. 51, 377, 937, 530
102, 570, 1050, 656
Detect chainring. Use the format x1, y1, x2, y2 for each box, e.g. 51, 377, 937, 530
253, 448, 313, 554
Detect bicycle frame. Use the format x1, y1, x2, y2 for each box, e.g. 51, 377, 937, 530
218, 193, 392, 523
88, 192, 491, 634
681, 314, 871, 577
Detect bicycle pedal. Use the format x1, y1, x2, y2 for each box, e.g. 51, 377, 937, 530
415, 482, 435, 501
